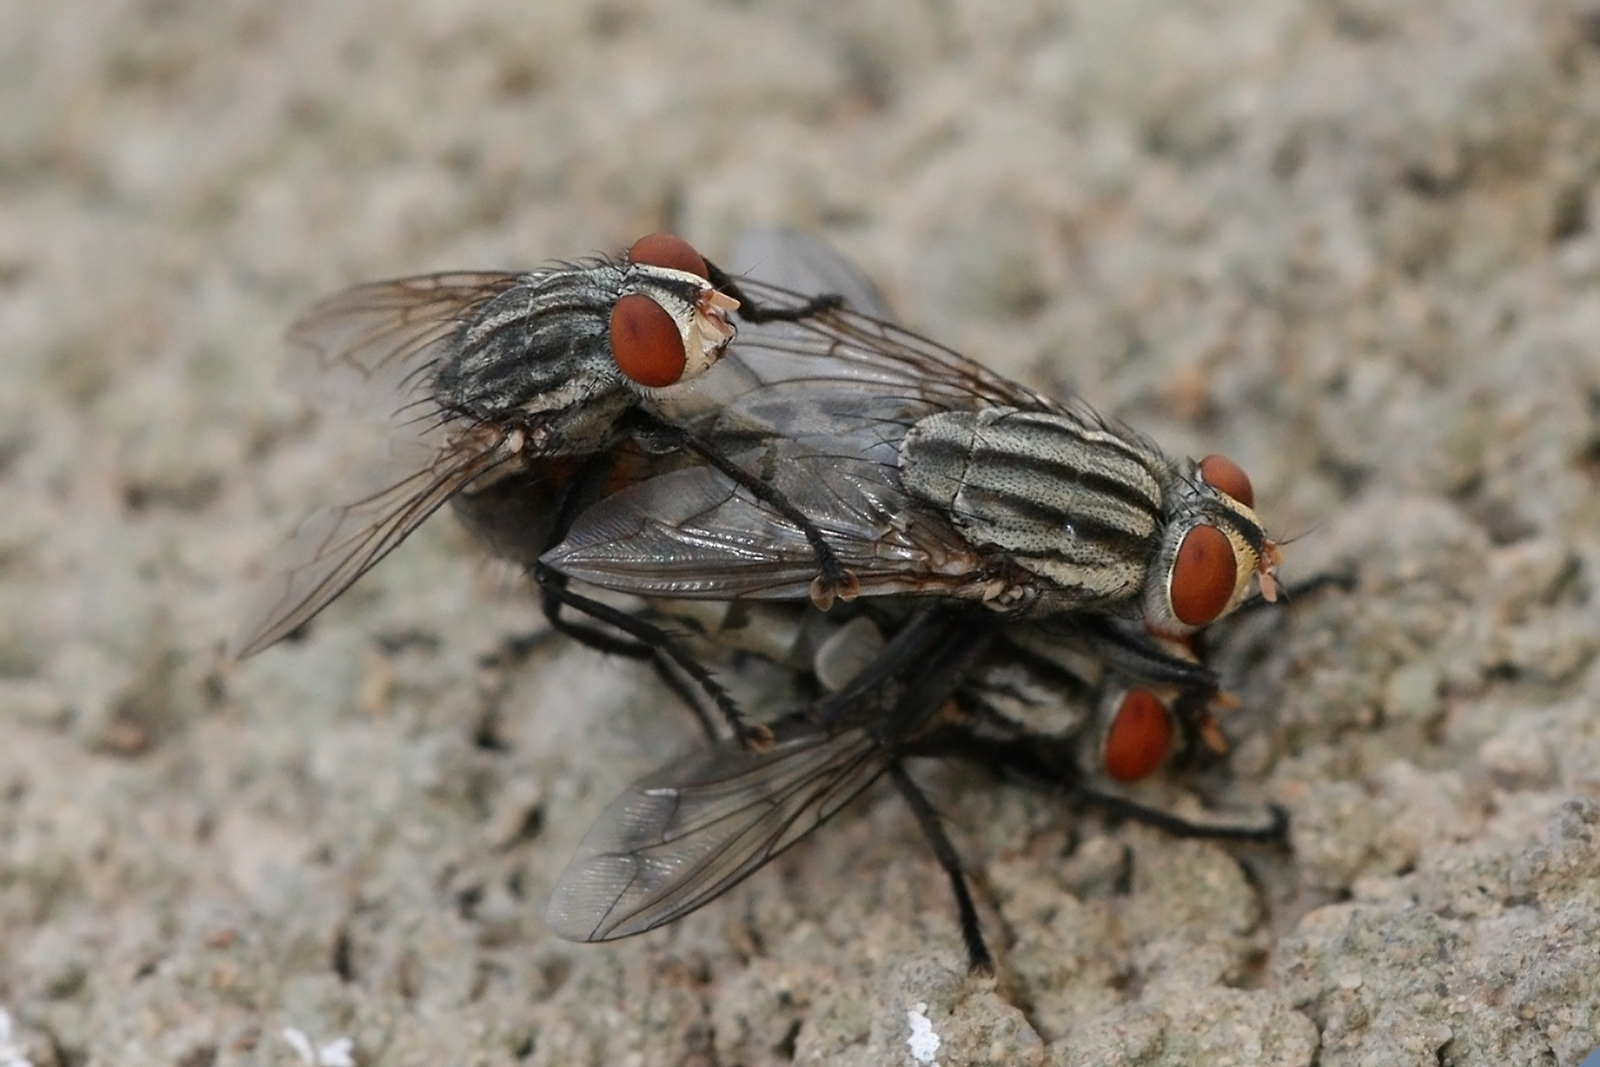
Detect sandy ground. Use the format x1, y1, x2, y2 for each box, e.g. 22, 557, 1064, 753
5, 0, 1600, 1064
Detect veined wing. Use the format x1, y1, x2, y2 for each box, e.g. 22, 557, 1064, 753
546, 720, 888, 941
234, 425, 520, 657
726, 227, 896, 320
281, 271, 522, 428
544, 442, 989, 601
655, 291, 1058, 429
238, 273, 526, 657
547, 604, 989, 943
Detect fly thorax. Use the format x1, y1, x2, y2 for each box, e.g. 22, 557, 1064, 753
898, 407, 1165, 605
434, 264, 627, 421
1142, 455, 1277, 637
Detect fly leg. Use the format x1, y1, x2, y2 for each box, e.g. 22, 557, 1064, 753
631, 415, 860, 610
888, 762, 994, 975
704, 261, 870, 603
514, 449, 768, 747
641, 654, 724, 743
1047, 617, 1221, 691
474, 623, 724, 748
1048, 572, 1351, 696
534, 563, 772, 751
826, 610, 1000, 973
1071, 783, 1289, 842
704, 262, 846, 324
935, 732, 1288, 843
686, 428, 859, 609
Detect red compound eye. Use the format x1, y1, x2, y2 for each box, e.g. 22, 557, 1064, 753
609, 293, 687, 387
1198, 454, 1254, 508
1170, 524, 1237, 626
626, 233, 708, 278
1103, 688, 1173, 782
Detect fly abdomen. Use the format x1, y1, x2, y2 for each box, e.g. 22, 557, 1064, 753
899, 407, 1165, 601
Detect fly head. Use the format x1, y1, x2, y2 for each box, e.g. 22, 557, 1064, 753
1141, 453, 1282, 640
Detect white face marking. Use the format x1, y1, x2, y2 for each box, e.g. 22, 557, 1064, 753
623, 265, 740, 387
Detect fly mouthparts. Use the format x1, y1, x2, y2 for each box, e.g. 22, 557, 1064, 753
1257, 541, 1284, 602
699, 288, 740, 317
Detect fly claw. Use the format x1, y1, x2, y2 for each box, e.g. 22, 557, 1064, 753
808, 568, 862, 612
741, 722, 777, 754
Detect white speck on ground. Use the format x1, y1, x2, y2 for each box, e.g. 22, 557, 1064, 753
908, 1002, 942, 1065
0, 1009, 34, 1067
283, 1027, 354, 1067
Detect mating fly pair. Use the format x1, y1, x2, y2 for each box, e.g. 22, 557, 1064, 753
535, 231, 1287, 970
237, 229, 1287, 974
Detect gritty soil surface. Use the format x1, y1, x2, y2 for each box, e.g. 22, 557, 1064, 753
5, 1, 1600, 1065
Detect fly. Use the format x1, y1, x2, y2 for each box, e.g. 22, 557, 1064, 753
547, 602, 1285, 973
234, 234, 851, 679
649, 597, 1257, 790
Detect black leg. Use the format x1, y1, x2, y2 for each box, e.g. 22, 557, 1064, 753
538, 570, 655, 661
668, 424, 858, 610
704, 262, 846, 324
535, 575, 722, 742
498, 450, 758, 745
888, 763, 994, 976
643, 653, 724, 743
646, 265, 858, 607
477, 626, 563, 670
534, 564, 770, 751
1039, 616, 1219, 691
624, 410, 859, 610
1071, 784, 1289, 842
916, 732, 1288, 844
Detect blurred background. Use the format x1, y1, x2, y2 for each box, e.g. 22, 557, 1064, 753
4, 1, 1600, 1064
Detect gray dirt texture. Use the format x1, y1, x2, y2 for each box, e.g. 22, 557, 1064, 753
4, 0, 1600, 1065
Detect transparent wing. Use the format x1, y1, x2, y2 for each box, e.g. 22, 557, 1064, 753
238, 273, 527, 657
726, 228, 896, 320
548, 605, 988, 943
281, 271, 522, 426
234, 427, 517, 657
655, 283, 1055, 424
544, 450, 987, 601
546, 721, 888, 942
